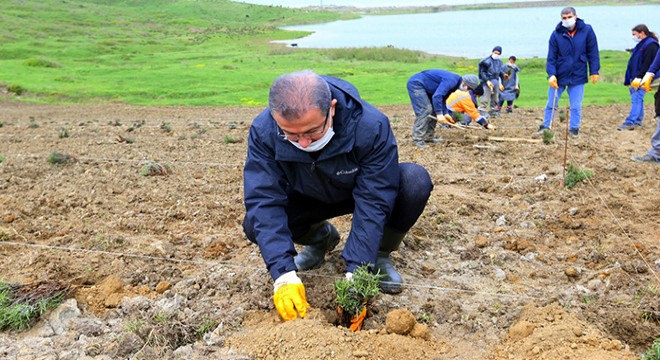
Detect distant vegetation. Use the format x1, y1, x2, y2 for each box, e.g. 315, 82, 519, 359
0, 0, 631, 107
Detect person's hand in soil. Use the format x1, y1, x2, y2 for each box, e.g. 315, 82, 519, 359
273, 271, 309, 321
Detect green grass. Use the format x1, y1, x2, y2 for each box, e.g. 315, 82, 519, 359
642, 338, 660, 360
0, 280, 67, 331
0, 0, 632, 107
564, 164, 594, 189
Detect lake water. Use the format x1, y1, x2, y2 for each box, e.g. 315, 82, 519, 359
267, 5, 660, 58
234, 0, 537, 7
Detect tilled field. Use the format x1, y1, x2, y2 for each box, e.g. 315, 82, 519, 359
0, 101, 658, 359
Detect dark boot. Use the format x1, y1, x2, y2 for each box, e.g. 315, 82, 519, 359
294, 221, 340, 271
374, 227, 406, 294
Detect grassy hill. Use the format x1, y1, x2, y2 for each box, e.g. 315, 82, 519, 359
0, 0, 631, 107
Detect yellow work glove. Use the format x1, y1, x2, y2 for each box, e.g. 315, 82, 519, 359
499, 84, 505, 91
548, 75, 558, 89
630, 78, 642, 90
486, 80, 494, 90
590, 74, 599, 84
641, 72, 654, 92
273, 271, 309, 321
443, 114, 455, 124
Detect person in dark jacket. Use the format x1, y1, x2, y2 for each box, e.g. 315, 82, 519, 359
243, 70, 433, 321
478, 45, 506, 116
633, 44, 660, 163
620, 24, 659, 130
406, 70, 481, 147
540, 7, 600, 137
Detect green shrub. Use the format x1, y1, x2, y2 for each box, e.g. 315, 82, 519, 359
0, 155, 5, 163
57, 127, 69, 138
642, 338, 660, 360
7, 84, 25, 95
542, 129, 554, 144
335, 265, 382, 318
47, 151, 76, 165
327, 47, 426, 63
139, 161, 172, 176
223, 136, 239, 144
23, 57, 61, 68
564, 164, 593, 189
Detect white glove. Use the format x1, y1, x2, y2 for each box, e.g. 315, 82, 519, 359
273, 270, 301, 291
345, 272, 353, 281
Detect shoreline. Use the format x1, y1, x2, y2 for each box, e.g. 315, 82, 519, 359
296, 0, 659, 14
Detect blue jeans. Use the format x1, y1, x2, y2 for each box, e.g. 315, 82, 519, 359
648, 116, 660, 160
407, 78, 437, 142
625, 87, 646, 126
543, 84, 585, 130
243, 163, 433, 241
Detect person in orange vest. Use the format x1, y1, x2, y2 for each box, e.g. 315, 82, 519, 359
446, 87, 496, 130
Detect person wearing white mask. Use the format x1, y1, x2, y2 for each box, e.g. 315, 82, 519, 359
620, 24, 659, 131
478, 45, 506, 117
539, 6, 600, 137
243, 70, 434, 322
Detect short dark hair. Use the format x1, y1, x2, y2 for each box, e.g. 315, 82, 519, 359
561, 7, 576, 16
509, 56, 517, 61
268, 70, 331, 121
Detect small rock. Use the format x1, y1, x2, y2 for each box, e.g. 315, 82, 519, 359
508, 320, 535, 341
409, 323, 431, 340
568, 207, 579, 215
353, 350, 369, 357
565, 267, 579, 278
385, 309, 416, 335
155, 281, 171, 294
475, 235, 489, 248
496, 215, 507, 227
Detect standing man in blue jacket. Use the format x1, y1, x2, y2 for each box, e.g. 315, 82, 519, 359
478, 46, 506, 117
243, 70, 433, 321
540, 7, 600, 137
406, 70, 481, 147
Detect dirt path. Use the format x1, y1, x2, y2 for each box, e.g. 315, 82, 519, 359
0, 102, 657, 359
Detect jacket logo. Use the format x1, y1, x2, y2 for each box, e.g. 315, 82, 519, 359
336, 167, 358, 176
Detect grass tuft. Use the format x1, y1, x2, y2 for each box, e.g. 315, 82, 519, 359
642, 338, 660, 360
139, 161, 172, 176
0, 280, 69, 331
47, 151, 76, 166
564, 164, 593, 189
542, 129, 554, 144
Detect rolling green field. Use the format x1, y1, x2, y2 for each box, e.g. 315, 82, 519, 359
0, 0, 632, 107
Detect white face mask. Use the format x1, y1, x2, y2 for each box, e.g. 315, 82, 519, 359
561, 17, 576, 29
633, 36, 642, 43
459, 83, 468, 91
288, 126, 335, 152
491, 53, 500, 60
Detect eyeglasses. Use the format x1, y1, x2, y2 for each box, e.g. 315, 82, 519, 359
277, 109, 330, 142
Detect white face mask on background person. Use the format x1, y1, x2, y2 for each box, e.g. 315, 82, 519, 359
491, 53, 500, 60
459, 83, 468, 91
633, 36, 642, 43
561, 17, 576, 29
288, 127, 335, 152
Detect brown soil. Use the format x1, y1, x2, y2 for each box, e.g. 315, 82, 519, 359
0, 101, 658, 359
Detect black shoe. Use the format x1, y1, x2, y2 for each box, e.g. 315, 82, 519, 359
631, 154, 660, 164
617, 123, 636, 131
569, 128, 579, 137
538, 125, 549, 132
294, 222, 340, 270
374, 252, 403, 294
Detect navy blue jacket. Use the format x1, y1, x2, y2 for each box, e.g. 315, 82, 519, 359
625, 37, 659, 85
408, 70, 462, 116
244, 76, 400, 280
546, 18, 600, 86
478, 55, 505, 83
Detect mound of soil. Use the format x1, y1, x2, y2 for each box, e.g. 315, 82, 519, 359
0, 101, 657, 359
